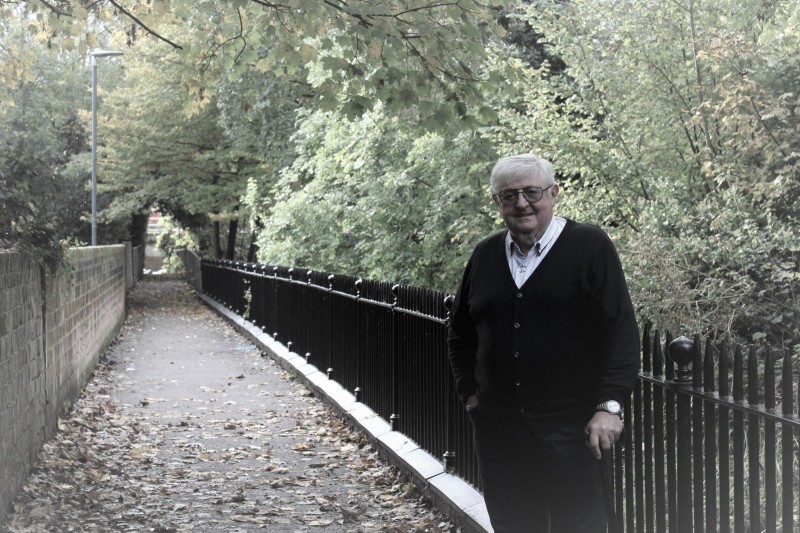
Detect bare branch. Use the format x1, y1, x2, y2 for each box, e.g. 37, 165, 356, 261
106, 0, 183, 50
34, 0, 72, 17
198, 8, 247, 74
248, 0, 288, 9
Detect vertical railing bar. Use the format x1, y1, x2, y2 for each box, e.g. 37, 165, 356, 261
634, 380, 645, 531
389, 284, 399, 431
691, 334, 705, 533
747, 346, 762, 533
221, 260, 228, 308
327, 275, 334, 379
305, 270, 313, 366
652, 330, 667, 533
763, 346, 776, 533
272, 266, 279, 341
732, 345, 745, 533
669, 336, 693, 533
641, 322, 654, 533
702, 337, 717, 533
612, 435, 623, 532
718, 341, 731, 533
623, 398, 634, 533
354, 278, 362, 402
261, 265, 268, 330
236, 261, 243, 314
780, 346, 794, 533
664, 331, 677, 533
443, 294, 456, 474
287, 268, 294, 350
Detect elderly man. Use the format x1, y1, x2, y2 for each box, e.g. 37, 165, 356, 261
447, 154, 640, 532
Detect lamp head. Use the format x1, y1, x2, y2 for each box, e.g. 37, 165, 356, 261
90, 49, 124, 58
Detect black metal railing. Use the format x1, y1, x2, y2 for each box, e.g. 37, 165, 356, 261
201, 259, 478, 487
201, 259, 799, 533
624, 328, 800, 533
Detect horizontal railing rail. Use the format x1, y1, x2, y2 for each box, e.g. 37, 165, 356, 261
200, 259, 798, 533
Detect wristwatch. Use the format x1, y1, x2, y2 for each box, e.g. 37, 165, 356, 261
596, 400, 623, 420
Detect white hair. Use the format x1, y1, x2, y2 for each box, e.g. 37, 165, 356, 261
490, 154, 555, 192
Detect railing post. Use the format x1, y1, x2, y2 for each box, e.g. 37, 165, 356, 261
288, 268, 294, 348
389, 284, 400, 432
354, 278, 362, 401
236, 261, 244, 314
260, 265, 268, 331
668, 335, 694, 533
243, 262, 252, 320
327, 275, 334, 379
443, 294, 456, 473
272, 266, 279, 341
781, 346, 794, 531
222, 260, 230, 308
306, 270, 313, 365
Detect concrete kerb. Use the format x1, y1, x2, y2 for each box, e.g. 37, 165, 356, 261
196, 291, 493, 533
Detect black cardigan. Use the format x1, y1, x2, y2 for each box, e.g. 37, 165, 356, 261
447, 219, 640, 420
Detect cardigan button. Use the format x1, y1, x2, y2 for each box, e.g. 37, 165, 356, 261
516, 292, 523, 299
515, 380, 521, 386
513, 352, 519, 358
514, 322, 520, 328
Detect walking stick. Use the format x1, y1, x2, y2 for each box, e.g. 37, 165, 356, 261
599, 449, 621, 533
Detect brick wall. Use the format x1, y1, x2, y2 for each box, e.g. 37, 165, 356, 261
0, 246, 127, 524
0, 252, 46, 527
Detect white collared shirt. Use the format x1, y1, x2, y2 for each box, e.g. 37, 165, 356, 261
505, 216, 566, 288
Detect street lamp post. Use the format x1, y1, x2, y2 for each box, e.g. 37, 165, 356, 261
91, 49, 123, 246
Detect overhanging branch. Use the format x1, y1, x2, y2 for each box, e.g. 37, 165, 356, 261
106, 0, 183, 50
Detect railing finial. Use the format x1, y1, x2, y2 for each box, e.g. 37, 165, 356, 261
668, 335, 694, 384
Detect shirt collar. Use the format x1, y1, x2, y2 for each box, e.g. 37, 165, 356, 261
505, 216, 561, 257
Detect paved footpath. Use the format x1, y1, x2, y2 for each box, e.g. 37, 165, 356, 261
3, 277, 457, 533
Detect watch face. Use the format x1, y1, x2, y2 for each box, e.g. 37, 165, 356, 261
606, 400, 621, 413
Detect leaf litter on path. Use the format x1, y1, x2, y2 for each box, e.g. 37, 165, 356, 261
2, 277, 461, 533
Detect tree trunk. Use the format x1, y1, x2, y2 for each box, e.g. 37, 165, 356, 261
211, 220, 222, 259
246, 217, 262, 263
225, 219, 238, 260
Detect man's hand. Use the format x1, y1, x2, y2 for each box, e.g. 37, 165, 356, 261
584, 410, 623, 460
465, 394, 479, 411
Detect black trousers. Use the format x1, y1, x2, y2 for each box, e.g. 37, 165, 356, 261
469, 403, 608, 533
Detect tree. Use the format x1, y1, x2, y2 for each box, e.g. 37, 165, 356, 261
0, 18, 127, 263
5, 0, 514, 259
100, 42, 256, 257
9, 0, 512, 124
495, 0, 800, 344
248, 106, 498, 291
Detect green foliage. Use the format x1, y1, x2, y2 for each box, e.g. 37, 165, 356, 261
250, 107, 497, 291
8, 0, 513, 125
498, 0, 800, 345
0, 19, 125, 265
7, 0, 798, 348
101, 39, 253, 250
0, 174, 66, 272
155, 216, 200, 273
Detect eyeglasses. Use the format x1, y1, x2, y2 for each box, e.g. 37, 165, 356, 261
493, 186, 553, 205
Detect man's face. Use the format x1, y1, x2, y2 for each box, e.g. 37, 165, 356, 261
494, 174, 558, 242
